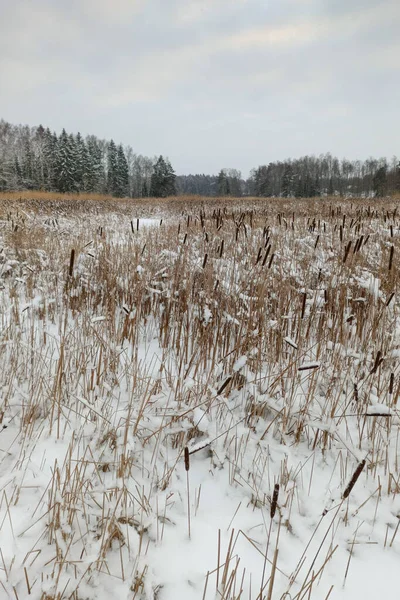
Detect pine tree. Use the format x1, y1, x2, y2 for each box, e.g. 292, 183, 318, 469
282, 164, 294, 197
14, 156, 23, 188
116, 144, 129, 197
107, 140, 118, 195
74, 132, 87, 192
373, 166, 388, 197
150, 156, 176, 197
55, 129, 75, 193
86, 136, 103, 193
217, 170, 229, 196
43, 129, 58, 190
34, 125, 47, 188
68, 134, 78, 190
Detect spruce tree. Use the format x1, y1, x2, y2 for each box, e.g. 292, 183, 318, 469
373, 166, 388, 197
107, 140, 118, 195
217, 170, 229, 196
55, 129, 74, 193
150, 156, 176, 197
75, 132, 87, 192
116, 144, 129, 197
68, 134, 78, 190
43, 129, 57, 190
86, 136, 103, 193
282, 164, 294, 197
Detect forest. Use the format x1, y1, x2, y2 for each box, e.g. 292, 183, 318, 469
0, 119, 399, 198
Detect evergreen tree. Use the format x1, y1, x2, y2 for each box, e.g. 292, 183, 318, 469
33, 125, 46, 188
55, 129, 75, 193
254, 165, 272, 196
217, 170, 230, 196
74, 132, 86, 191
107, 140, 118, 195
43, 128, 58, 190
373, 166, 388, 197
86, 136, 104, 193
14, 156, 23, 188
282, 164, 294, 197
150, 156, 176, 197
68, 133, 78, 190
116, 144, 129, 197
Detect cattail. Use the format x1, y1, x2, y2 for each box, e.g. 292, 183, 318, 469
268, 253, 275, 269
389, 372, 394, 395
343, 241, 352, 264
219, 239, 224, 258
389, 245, 394, 272
301, 292, 307, 319
353, 383, 359, 403
202, 253, 208, 269
386, 292, 395, 307
342, 459, 366, 499
217, 377, 232, 396
184, 447, 190, 471
370, 350, 383, 374
314, 235, 320, 250
262, 245, 271, 267
69, 249, 75, 277
270, 484, 279, 518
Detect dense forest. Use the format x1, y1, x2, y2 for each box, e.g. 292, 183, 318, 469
0, 119, 399, 198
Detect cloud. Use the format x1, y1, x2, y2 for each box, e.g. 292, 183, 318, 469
79, 0, 147, 24
0, 0, 399, 174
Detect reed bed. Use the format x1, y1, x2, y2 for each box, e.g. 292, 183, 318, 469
0, 195, 400, 599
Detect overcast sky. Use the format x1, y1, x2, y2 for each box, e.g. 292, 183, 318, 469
0, 0, 399, 176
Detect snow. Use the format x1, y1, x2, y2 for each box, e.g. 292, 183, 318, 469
233, 355, 247, 372
1, 198, 400, 600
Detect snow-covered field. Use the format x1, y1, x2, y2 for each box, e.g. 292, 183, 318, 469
1, 196, 400, 600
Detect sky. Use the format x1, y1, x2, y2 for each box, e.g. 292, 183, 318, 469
0, 0, 399, 176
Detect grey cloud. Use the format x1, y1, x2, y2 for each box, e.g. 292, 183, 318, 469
0, 0, 399, 175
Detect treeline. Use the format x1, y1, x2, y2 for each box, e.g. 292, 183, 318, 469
0, 120, 175, 197
1, 119, 399, 198
250, 154, 400, 198
177, 169, 248, 197
180, 156, 400, 198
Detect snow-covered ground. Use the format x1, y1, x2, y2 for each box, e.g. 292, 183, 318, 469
0, 197, 400, 600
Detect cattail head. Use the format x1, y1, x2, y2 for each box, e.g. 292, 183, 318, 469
270, 483, 279, 518
184, 447, 190, 471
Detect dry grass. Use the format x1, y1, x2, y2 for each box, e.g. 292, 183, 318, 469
1, 194, 400, 599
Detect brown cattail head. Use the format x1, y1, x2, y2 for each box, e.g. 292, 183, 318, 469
389, 245, 394, 272
389, 372, 395, 395
69, 249, 75, 277
342, 459, 366, 499
184, 447, 190, 471
270, 483, 279, 518
217, 377, 232, 396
